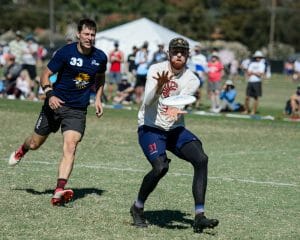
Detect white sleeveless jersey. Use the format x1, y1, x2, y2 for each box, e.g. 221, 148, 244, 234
138, 61, 199, 130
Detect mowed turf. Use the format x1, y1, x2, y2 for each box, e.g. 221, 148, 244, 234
0, 75, 299, 240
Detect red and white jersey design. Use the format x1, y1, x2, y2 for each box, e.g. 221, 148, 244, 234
138, 61, 199, 130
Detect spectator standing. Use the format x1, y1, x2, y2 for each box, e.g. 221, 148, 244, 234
36, 43, 48, 68
22, 36, 39, 99
150, 43, 168, 65
134, 43, 149, 104
108, 42, 124, 101
126, 45, 138, 84
207, 53, 224, 112
243, 50, 266, 115
9, 31, 26, 65
189, 44, 207, 109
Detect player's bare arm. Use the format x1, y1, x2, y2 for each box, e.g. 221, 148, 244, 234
95, 72, 105, 118
40, 67, 64, 110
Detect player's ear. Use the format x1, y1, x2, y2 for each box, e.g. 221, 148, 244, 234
167, 50, 171, 61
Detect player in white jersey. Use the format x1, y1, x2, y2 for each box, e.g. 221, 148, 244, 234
130, 37, 219, 233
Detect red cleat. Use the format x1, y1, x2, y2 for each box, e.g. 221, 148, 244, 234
8, 146, 26, 166
51, 189, 74, 206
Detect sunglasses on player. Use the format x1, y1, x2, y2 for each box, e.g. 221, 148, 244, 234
169, 48, 189, 56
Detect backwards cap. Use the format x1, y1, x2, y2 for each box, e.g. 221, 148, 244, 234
169, 37, 189, 50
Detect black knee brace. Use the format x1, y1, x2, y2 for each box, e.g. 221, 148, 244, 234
151, 155, 170, 178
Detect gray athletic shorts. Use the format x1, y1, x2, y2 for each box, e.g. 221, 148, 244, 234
108, 72, 122, 84
34, 100, 87, 137
207, 81, 221, 92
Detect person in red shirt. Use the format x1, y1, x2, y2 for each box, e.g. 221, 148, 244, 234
207, 53, 224, 112
108, 42, 124, 101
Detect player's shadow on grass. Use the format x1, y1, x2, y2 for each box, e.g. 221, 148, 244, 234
144, 210, 193, 229
15, 187, 105, 202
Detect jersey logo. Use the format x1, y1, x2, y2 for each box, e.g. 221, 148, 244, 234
91, 60, 100, 66
148, 143, 158, 155
162, 80, 178, 97
74, 73, 90, 89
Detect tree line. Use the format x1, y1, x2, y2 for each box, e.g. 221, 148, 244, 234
1, 0, 299, 55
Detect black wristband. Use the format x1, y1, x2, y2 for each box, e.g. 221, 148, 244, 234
42, 84, 52, 91
46, 90, 55, 98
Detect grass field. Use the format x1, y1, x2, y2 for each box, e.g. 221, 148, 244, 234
0, 75, 300, 240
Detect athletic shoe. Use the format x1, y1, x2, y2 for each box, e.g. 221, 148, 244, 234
51, 189, 74, 206
8, 146, 26, 166
193, 214, 219, 233
130, 204, 148, 228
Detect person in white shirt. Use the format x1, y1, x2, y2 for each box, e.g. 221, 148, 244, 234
130, 37, 219, 233
243, 50, 266, 115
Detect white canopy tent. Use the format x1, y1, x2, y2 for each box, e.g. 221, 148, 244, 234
95, 18, 199, 59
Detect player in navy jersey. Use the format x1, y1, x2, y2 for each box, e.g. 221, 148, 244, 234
8, 18, 107, 206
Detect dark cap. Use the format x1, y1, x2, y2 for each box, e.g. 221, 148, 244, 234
169, 37, 189, 50
15, 30, 23, 37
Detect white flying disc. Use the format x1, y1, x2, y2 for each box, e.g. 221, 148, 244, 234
162, 95, 196, 107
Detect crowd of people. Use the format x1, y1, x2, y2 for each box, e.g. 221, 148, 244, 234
0, 31, 48, 100
1, 27, 300, 119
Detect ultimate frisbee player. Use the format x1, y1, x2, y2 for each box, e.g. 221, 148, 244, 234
130, 37, 219, 233
8, 18, 107, 206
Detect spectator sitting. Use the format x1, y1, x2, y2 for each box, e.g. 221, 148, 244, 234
218, 79, 244, 112
3, 54, 22, 98
13, 69, 35, 100
113, 75, 134, 105
284, 84, 300, 118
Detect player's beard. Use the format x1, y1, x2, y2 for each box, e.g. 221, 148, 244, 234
171, 58, 186, 70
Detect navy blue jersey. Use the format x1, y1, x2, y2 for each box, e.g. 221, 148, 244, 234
48, 42, 107, 108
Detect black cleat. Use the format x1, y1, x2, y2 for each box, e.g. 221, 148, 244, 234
130, 204, 148, 228
193, 214, 219, 233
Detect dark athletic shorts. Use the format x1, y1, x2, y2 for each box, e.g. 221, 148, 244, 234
138, 125, 200, 162
34, 99, 87, 137
135, 74, 147, 87
246, 82, 262, 98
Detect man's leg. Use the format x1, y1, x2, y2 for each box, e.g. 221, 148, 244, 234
51, 130, 81, 206
131, 155, 170, 227
179, 141, 219, 233
243, 96, 250, 114
9, 133, 48, 166
251, 97, 259, 115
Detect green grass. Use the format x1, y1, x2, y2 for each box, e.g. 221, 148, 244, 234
0, 75, 300, 240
